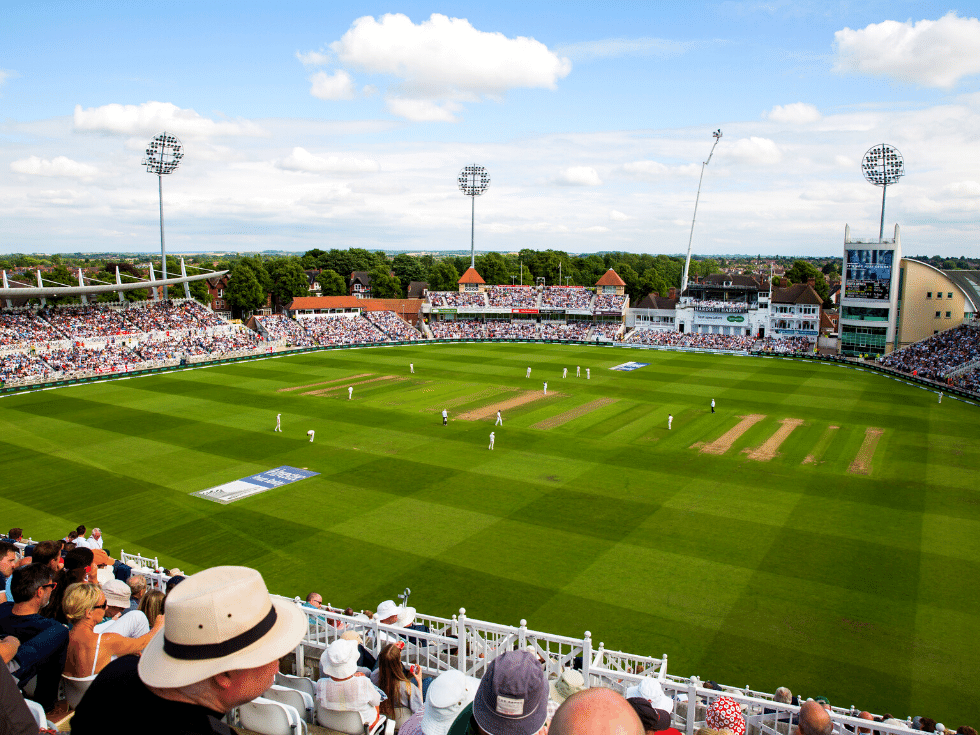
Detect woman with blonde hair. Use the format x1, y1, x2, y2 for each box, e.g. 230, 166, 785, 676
62, 582, 164, 679
138, 589, 165, 628
371, 642, 424, 718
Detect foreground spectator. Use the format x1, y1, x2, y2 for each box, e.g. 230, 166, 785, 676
62, 582, 163, 678
0, 635, 38, 735
138, 589, 165, 628
128, 573, 148, 610
455, 649, 549, 735
399, 668, 479, 735
316, 637, 384, 729
705, 696, 745, 735
796, 700, 832, 735
0, 541, 17, 604
0, 564, 69, 711
372, 642, 424, 718
550, 687, 644, 735
93, 579, 151, 638
627, 697, 673, 734
70, 565, 307, 734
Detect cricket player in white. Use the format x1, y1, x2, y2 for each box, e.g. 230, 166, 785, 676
307, 429, 315, 442
563, 368, 567, 378
543, 382, 547, 395
668, 414, 673, 430
275, 413, 282, 432
348, 386, 353, 400
938, 392, 943, 403
489, 432, 495, 450
711, 398, 715, 413
576, 366, 581, 377
495, 411, 503, 426
586, 368, 590, 379
526, 367, 531, 378
410, 363, 414, 373
442, 409, 448, 426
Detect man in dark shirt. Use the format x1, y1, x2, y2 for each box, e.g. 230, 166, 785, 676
0, 564, 69, 711
71, 565, 307, 735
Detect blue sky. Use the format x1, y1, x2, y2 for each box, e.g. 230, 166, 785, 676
2, 1, 979, 257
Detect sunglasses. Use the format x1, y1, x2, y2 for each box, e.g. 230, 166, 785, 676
94, 602, 108, 610
41, 582, 58, 590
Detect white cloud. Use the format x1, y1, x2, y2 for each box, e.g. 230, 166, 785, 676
0, 69, 14, 87
834, 13, 980, 88
387, 98, 461, 122
582, 225, 610, 233
944, 181, 980, 197
10, 155, 99, 178
555, 37, 690, 61
73, 101, 265, 138
277, 147, 379, 173
554, 166, 602, 186
765, 102, 821, 124
309, 70, 356, 100
621, 160, 700, 178
609, 210, 629, 221
296, 50, 331, 67
313, 13, 571, 122
724, 137, 783, 165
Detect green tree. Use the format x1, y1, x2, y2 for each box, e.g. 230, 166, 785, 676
476, 252, 508, 285
316, 269, 347, 296
614, 263, 643, 305
267, 257, 310, 309
392, 254, 427, 294
368, 266, 401, 299
784, 259, 830, 305
429, 261, 460, 291
301, 248, 326, 270
224, 263, 266, 317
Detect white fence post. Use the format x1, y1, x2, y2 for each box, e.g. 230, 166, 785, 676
518, 619, 527, 650
582, 631, 592, 682
457, 609, 467, 673
685, 677, 699, 735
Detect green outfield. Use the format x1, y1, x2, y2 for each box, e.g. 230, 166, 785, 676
1, 343, 977, 722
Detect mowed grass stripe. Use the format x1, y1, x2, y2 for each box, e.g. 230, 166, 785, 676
2, 343, 977, 723
531, 398, 619, 430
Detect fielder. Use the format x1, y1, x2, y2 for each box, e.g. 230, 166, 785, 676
526, 367, 532, 378
410, 363, 414, 374
576, 365, 581, 377
711, 398, 716, 413
275, 413, 282, 432
442, 409, 448, 426
586, 368, 590, 379
563, 367, 567, 378
939, 392, 943, 404
543, 381, 548, 395
668, 414, 673, 430
495, 410, 502, 426
489, 431, 495, 450
348, 386, 353, 400
307, 429, 315, 442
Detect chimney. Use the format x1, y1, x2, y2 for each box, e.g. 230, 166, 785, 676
807, 277, 815, 287
668, 287, 676, 299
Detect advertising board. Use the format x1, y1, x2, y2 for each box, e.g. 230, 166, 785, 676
845, 249, 893, 300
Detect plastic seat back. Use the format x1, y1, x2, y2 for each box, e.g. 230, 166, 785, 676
62, 673, 98, 709
263, 684, 315, 723
240, 697, 306, 735
275, 671, 316, 699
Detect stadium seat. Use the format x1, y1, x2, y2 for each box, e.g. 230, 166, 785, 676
263, 684, 315, 723
316, 706, 393, 735
62, 673, 98, 709
240, 697, 307, 735
275, 671, 317, 699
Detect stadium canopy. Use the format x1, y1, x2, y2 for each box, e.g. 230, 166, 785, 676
0, 270, 226, 300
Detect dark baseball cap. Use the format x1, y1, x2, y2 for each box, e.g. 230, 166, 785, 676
473, 650, 548, 735
628, 698, 672, 732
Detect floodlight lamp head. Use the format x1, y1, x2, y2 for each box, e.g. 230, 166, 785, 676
862, 143, 904, 187
458, 164, 490, 197
142, 131, 184, 176
713, 129, 722, 140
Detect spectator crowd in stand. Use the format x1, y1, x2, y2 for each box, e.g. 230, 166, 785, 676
365, 311, 423, 341
540, 287, 593, 310
689, 299, 751, 312
626, 330, 755, 351
487, 286, 539, 309
256, 314, 317, 346
879, 326, 980, 395
593, 294, 627, 313
428, 292, 487, 308
757, 336, 814, 353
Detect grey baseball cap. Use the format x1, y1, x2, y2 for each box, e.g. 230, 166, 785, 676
473, 651, 548, 735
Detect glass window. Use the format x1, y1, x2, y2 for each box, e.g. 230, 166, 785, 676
926, 292, 932, 298
935, 311, 941, 318
946, 312, 952, 318
948, 293, 954, 299
937, 292, 943, 299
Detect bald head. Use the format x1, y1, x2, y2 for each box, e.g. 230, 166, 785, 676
856, 711, 874, 734
551, 688, 644, 735
797, 701, 833, 735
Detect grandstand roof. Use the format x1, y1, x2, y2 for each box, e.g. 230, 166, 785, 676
286, 296, 423, 316
458, 267, 485, 285
634, 293, 678, 310
596, 269, 625, 286
940, 269, 980, 312
771, 283, 822, 305
701, 274, 761, 288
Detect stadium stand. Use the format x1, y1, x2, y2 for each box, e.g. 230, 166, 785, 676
626, 330, 755, 351
256, 314, 318, 347
363, 310, 423, 341
878, 325, 980, 383
429, 292, 487, 308
300, 315, 387, 345
2, 548, 944, 735
757, 336, 813, 353
541, 287, 593, 310
487, 286, 539, 309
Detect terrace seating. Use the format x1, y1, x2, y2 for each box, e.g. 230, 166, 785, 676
626, 330, 755, 351
879, 325, 980, 382
240, 697, 308, 735
428, 292, 487, 309
757, 336, 813, 353
486, 286, 538, 309
593, 294, 626, 313
541, 287, 592, 310
363, 311, 422, 341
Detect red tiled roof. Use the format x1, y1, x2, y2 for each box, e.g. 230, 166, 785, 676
458, 267, 485, 284
596, 269, 625, 286
286, 296, 423, 314
771, 283, 823, 305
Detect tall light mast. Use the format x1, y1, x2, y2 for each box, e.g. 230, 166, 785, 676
681, 129, 722, 296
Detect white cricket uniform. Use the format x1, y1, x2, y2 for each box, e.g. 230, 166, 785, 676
576, 366, 580, 377
939, 392, 943, 403
668, 415, 673, 430
489, 432, 495, 450
586, 368, 590, 379
410, 363, 414, 373
563, 368, 567, 378
275, 414, 281, 432
526, 367, 531, 378
308, 430, 315, 442
543, 382, 547, 395
348, 387, 353, 400
495, 411, 502, 426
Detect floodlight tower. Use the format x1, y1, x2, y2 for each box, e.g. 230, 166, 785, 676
458, 164, 490, 269
143, 132, 184, 299
680, 129, 722, 296
862, 144, 905, 241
